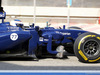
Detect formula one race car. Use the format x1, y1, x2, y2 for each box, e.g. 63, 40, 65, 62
0, 0, 100, 63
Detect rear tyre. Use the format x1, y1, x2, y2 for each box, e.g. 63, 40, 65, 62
68, 26, 82, 30
35, 46, 42, 58
74, 32, 100, 63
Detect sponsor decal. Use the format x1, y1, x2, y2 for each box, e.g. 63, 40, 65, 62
7, 27, 19, 31
55, 31, 71, 35
39, 37, 49, 41
39, 37, 43, 41
79, 50, 88, 61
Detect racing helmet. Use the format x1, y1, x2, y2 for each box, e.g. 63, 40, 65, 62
10, 19, 24, 28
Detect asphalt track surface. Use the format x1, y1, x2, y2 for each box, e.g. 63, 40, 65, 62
0, 55, 100, 70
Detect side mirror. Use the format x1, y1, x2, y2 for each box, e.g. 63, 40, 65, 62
63, 25, 65, 29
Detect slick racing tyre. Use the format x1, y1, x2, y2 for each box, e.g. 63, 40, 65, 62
74, 32, 100, 63
68, 26, 82, 30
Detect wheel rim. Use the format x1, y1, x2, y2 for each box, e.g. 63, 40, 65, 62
83, 40, 99, 57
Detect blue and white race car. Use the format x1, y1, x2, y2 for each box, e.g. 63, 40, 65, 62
0, 0, 99, 63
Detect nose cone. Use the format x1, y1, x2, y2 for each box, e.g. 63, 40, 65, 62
0, 31, 31, 51
10, 31, 31, 42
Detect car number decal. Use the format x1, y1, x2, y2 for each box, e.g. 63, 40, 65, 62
10, 33, 18, 41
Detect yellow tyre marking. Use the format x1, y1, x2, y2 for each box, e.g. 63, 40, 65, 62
92, 35, 96, 37
79, 50, 88, 61
78, 41, 82, 50
89, 57, 100, 62
78, 35, 92, 50
97, 37, 100, 40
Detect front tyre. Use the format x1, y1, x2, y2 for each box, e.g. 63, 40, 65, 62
74, 32, 100, 63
